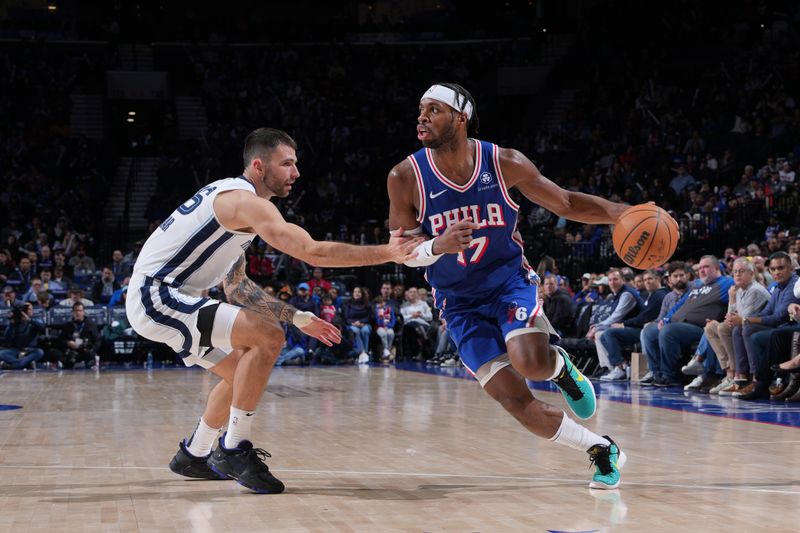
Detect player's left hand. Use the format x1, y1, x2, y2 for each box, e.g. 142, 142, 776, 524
434, 219, 480, 254
298, 315, 342, 346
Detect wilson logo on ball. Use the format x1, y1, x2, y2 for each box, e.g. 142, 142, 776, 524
623, 230, 651, 264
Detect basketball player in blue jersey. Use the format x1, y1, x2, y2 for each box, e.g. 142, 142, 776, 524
128, 128, 421, 493
387, 83, 630, 489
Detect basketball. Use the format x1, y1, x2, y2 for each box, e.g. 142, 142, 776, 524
612, 204, 679, 269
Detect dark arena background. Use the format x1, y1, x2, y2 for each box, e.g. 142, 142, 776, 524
1, 1, 800, 532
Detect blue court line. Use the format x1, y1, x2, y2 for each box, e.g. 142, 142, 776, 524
393, 361, 800, 429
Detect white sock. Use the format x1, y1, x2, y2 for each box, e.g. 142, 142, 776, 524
547, 347, 566, 380
224, 407, 254, 449
549, 412, 610, 452
185, 417, 221, 458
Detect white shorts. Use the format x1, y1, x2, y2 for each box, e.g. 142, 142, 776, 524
127, 273, 241, 369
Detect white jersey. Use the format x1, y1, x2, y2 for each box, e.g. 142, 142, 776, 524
133, 176, 257, 296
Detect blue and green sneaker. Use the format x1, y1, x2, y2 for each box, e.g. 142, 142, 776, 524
587, 435, 626, 489
551, 346, 596, 420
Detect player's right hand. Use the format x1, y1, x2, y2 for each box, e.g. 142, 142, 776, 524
387, 227, 426, 264
433, 219, 480, 253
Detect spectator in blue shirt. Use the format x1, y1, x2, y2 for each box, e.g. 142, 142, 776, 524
641, 255, 734, 387
572, 273, 598, 305
737, 252, 800, 400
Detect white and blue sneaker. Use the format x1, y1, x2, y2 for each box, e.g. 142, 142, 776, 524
551, 346, 597, 420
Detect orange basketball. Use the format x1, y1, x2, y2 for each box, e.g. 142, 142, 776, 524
612, 204, 679, 269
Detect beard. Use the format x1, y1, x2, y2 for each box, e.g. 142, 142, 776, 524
673, 280, 688, 291
421, 119, 458, 149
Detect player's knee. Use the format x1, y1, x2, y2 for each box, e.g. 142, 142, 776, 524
510, 349, 553, 381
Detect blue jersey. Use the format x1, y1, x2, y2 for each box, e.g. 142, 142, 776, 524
409, 139, 527, 307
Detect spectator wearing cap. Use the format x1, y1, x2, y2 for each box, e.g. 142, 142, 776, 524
91, 266, 120, 305
590, 269, 643, 376
58, 285, 95, 307
1, 286, 21, 310
277, 285, 292, 301
572, 272, 597, 305
289, 282, 319, 355
289, 283, 319, 315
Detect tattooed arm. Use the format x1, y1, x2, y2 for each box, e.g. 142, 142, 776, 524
223, 255, 298, 324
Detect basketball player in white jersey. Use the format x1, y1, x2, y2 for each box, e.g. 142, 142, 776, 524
127, 128, 421, 493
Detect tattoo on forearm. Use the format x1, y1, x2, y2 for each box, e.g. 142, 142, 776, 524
224, 256, 298, 323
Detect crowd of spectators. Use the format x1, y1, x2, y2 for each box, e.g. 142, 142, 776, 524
540, 244, 800, 401
3, 2, 800, 404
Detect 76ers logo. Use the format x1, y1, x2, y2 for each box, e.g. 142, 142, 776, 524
480, 172, 493, 184
507, 302, 529, 323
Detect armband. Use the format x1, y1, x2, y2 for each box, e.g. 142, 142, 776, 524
404, 238, 444, 267
292, 311, 315, 328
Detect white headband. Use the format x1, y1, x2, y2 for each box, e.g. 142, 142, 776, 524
421, 84, 473, 119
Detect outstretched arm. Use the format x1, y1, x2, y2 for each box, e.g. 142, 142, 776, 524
215, 190, 421, 267
224, 255, 342, 346
500, 148, 628, 224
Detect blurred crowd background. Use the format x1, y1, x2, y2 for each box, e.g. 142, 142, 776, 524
2, 1, 800, 399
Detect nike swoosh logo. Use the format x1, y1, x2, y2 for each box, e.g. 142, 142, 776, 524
429, 189, 447, 199
576, 373, 584, 382
245, 413, 254, 416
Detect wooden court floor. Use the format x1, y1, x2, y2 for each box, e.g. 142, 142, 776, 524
1, 365, 799, 533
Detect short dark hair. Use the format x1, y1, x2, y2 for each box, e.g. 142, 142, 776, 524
242, 128, 297, 168
72, 302, 84, 311
434, 82, 479, 134
667, 261, 686, 274
768, 251, 791, 264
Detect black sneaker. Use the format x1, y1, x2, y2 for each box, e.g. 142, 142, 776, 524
653, 377, 681, 387
207, 436, 285, 494
169, 440, 227, 480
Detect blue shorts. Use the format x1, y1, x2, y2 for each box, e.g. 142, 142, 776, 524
440, 275, 559, 378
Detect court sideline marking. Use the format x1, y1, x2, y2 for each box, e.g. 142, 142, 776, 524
0, 464, 798, 496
